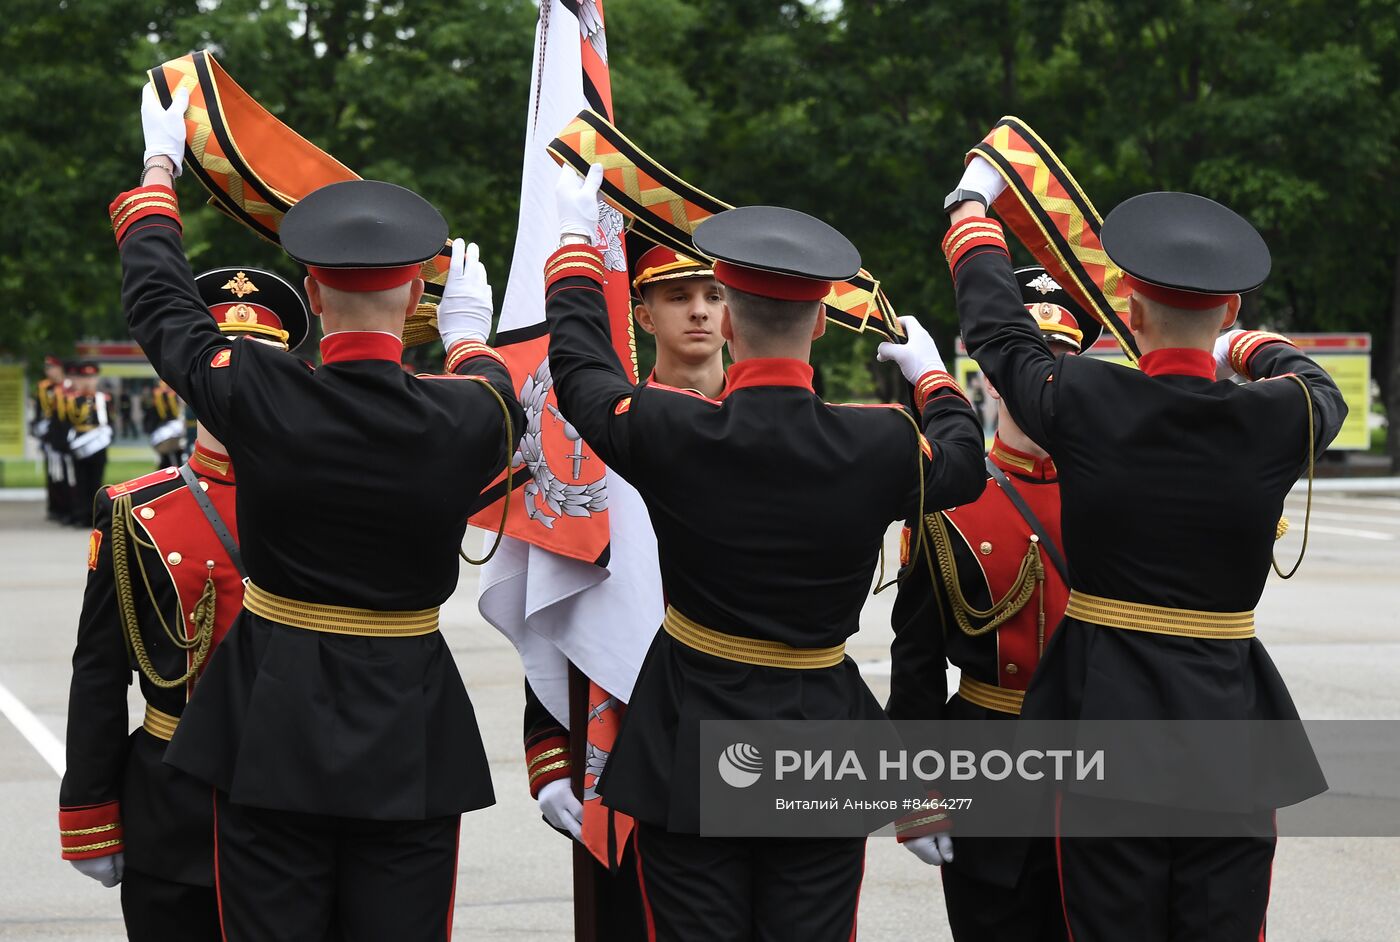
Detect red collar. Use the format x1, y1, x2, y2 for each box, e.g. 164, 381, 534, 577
319, 331, 404, 365
990, 436, 1056, 482
721, 358, 814, 398
1138, 348, 1216, 380
190, 443, 234, 483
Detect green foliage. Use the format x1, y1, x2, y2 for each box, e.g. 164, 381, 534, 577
2, 0, 1396, 410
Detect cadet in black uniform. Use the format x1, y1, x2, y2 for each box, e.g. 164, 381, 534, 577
111, 85, 524, 941
522, 242, 724, 942
144, 379, 187, 468
32, 356, 67, 521
59, 268, 308, 941
942, 163, 1346, 942
66, 360, 114, 526
546, 164, 986, 941
886, 268, 1097, 942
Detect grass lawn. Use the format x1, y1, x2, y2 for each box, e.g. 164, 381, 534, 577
1, 458, 161, 488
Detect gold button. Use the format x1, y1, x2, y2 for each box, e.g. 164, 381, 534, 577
1005, 663, 1019, 674
199, 481, 209, 491
979, 541, 993, 555
139, 507, 155, 520
167, 552, 182, 565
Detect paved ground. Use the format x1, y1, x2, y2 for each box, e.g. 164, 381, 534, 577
1, 489, 1397, 940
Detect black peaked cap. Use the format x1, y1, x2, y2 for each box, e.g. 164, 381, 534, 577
281, 180, 447, 269
692, 206, 860, 280
1101, 192, 1270, 295
1014, 265, 1102, 349
195, 267, 312, 350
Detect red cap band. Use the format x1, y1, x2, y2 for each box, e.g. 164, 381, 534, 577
307, 264, 421, 292
1124, 274, 1234, 311
713, 260, 832, 302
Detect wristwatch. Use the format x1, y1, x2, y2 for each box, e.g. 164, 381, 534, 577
943, 188, 989, 213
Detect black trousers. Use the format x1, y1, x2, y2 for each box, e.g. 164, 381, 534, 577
1057, 796, 1276, 942
576, 836, 648, 941
70, 451, 106, 525
633, 824, 864, 942
941, 838, 1067, 942
214, 792, 460, 942
43, 446, 66, 518
121, 867, 221, 942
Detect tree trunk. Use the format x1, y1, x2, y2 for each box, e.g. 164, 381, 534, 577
1387, 244, 1400, 471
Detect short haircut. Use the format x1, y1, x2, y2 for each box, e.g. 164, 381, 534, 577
722, 284, 821, 340
1137, 293, 1228, 344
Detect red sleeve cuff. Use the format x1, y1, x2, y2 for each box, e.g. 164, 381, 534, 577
445, 340, 507, 374
544, 244, 606, 288
526, 735, 572, 799
941, 216, 1009, 276
1228, 330, 1295, 380
913, 370, 968, 411
109, 185, 181, 244
58, 801, 123, 860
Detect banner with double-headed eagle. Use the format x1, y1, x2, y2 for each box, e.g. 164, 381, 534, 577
473, 0, 658, 867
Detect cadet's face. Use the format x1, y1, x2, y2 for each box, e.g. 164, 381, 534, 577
637, 277, 725, 363
44, 365, 63, 383
74, 376, 98, 395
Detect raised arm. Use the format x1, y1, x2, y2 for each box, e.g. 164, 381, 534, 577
543, 165, 639, 473
1216, 329, 1348, 452
877, 316, 988, 516
434, 237, 526, 459
114, 86, 238, 438
941, 211, 1060, 451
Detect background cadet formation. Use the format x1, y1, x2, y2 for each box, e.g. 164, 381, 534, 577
3, 3, 1398, 942
5, 1, 1398, 461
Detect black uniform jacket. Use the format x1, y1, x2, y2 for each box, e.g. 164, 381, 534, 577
112, 188, 524, 820
888, 440, 1068, 885
543, 244, 987, 831
59, 447, 241, 885
948, 219, 1346, 811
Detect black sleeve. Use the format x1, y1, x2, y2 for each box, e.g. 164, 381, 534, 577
950, 238, 1061, 451
450, 355, 527, 474
886, 520, 950, 722
117, 213, 238, 440
523, 677, 568, 746
59, 494, 133, 811
1242, 339, 1348, 453
906, 388, 989, 517
543, 249, 638, 476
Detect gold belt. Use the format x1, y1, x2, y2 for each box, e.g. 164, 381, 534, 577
956, 676, 1025, 715
243, 582, 440, 637
142, 704, 179, 741
662, 606, 845, 670
1066, 591, 1255, 640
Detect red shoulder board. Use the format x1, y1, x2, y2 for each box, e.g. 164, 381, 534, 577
105, 466, 181, 499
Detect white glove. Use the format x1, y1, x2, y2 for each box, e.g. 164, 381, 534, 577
555, 163, 604, 241
954, 155, 1008, 209
877, 315, 947, 383
1213, 328, 1245, 380
903, 834, 954, 866
437, 238, 494, 348
537, 778, 583, 840
71, 852, 124, 887
140, 84, 189, 175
